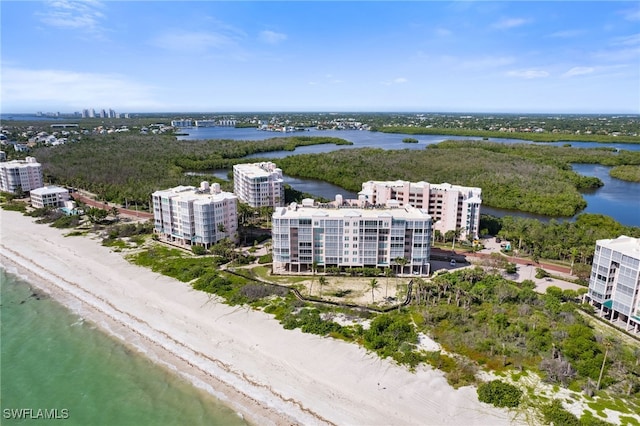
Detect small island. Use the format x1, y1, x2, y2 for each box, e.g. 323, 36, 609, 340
402, 137, 419, 143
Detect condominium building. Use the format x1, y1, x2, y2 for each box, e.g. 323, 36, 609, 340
30, 185, 70, 208
0, 156, 44, 193
358, 180, 482, 240
152, 182, 238, 248
587, 236, 640, 333
171, 119, 192, 128
272, 198, 432, 275
233, 162, 284, 208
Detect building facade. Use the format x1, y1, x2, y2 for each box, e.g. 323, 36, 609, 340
233, 162, 285, 208
587, 236, 640, 333
0, 156, 44, 194
272, 199, 432, 275
358, 180, 482, 240
152, 182, 238, 248
30, 186, 70, 208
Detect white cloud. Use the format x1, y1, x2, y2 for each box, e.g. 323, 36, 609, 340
620, 7, 640, 21
492, 17, 529, 30
1, 67, 162, 111
381, 77, 408, 86
506, 69, 550, 79
562, 67, 595, 77
611, 33, 640, 46
549, 29, 585, 38
460, 56, 515, 69
38, 0, 106, 34
434, 28, 452, 37
259, 30, 287, 45
152, 30, 240, 53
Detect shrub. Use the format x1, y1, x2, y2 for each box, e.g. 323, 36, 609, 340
191, 245, 207, 255
477, 380, 523, 408
540, 400, 579, 426
535, 268, 549, 279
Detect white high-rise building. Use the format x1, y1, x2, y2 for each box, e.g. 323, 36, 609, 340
0, 157, 44, 193
587, 236, 640, 333
152, 182, 238, 248
358, 180, 482, 240
272, 199, 432, 275
171, 119, 192, 128
233, 162, 284, 208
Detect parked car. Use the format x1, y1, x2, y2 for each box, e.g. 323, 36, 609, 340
450, 259, 456, 266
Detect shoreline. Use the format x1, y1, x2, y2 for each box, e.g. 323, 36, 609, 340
0, 209, 516, 425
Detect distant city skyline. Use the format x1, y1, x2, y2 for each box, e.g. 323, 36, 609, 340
2, 1, 639, 114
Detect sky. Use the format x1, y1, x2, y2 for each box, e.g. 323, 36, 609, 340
1, 1, 639, 114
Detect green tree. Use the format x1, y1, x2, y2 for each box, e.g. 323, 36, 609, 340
318, 276, 327, 298
368, 278, 380, 303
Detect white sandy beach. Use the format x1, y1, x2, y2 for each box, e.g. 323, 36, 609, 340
0, 209, 518, 426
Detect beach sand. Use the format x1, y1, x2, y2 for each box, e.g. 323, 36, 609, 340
0, 209, 517, 425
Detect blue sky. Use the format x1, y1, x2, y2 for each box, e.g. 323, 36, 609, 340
2, 1, 639, 114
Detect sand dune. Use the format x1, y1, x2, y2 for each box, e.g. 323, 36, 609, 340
0, 209, 516, 425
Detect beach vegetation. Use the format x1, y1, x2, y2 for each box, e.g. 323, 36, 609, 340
191, 245, 207, 255
477, 380, 523, 408
1, 200, 28, 212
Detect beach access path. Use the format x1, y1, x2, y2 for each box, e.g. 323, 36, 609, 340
0, 209, 518, 426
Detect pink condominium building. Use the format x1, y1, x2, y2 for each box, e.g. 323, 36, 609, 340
358, 180, 482, 240
0, 157, 44, 194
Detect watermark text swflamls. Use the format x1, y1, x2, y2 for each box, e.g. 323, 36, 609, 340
3, 408, 69, 420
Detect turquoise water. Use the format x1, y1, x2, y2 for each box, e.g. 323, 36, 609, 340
0, 269, 248, 426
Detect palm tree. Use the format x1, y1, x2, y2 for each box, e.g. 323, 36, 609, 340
368, 278, 380, 304
597, 338, 613, 390
309, 261, 318, 296
384, 267, 393, 298
394, 257, 408, 276
318, 276, 327, 298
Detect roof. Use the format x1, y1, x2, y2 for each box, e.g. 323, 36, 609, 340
233, 162, 282, 179
597, 235, 640, 260
152, 185, 236, 204
274, 204, 431, 221
30, 185, 68, 196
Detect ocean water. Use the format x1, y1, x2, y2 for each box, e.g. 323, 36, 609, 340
0, 269, 247, 426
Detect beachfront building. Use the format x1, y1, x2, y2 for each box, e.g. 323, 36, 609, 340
152, 182, 238, 248
271, 198, 432, 275
233, 162, 284, 208
0, 156, 44, 194
586, 236, 640, 333
30, 186, 70, 209
358, 180, 482, 240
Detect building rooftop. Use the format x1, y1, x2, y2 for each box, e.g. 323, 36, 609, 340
234, 162, 282, 179
153, 183, 236, 203
274, 199, 431, 221
30, 185, 68, 196
598, 235, 640, 259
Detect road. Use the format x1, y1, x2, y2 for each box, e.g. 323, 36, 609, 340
70, 192, 153, 220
